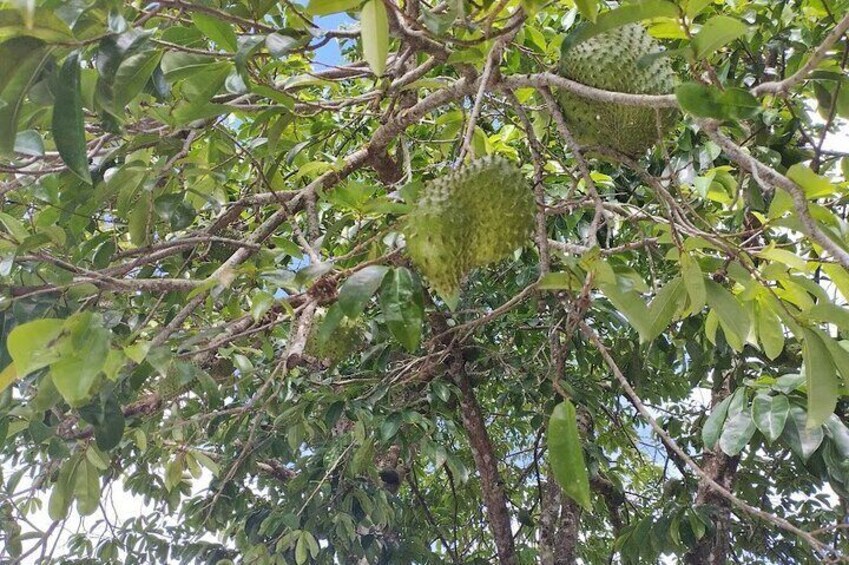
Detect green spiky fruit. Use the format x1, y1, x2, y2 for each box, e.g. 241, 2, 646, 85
306, 318, 365, 364
404, 156, 535, 302
557, 24, 678, 156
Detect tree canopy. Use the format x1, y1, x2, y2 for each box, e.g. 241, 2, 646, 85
2, 0, 849, 563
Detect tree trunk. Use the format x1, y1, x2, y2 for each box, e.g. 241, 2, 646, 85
457, 375, 519, 565
685, 374, 740, 565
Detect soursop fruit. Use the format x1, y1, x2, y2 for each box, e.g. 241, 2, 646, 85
306, 317, 365, 364
557, 23, 678, 156
404, 156, 535, 303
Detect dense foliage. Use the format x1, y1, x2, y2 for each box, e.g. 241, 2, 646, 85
2, 0, 849, 563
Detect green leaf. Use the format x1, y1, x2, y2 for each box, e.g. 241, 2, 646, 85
802, 328, 838, 428
819, 333, 849, 386
645, 277, 685, 340
7, 318, 65, 378
48, 456, 79, 521
306, 0, 362, 16
52, 53, 91, 184
360, 0, 389, 77
110, 49, 162, 112
705, 281, 750, 351
379, 268, 424, 352
0, 8, 73, 43
73, 458, 101, 516
563, 0, 679, 50
600, 281, 651, 340
807, 303, 849, 334
538, 271, 581, 290
786, 163, 836, 199
338, 265, 390, 318
680, 253, 705, 314
676, 83, 759, 119
692, 16, 748, 59
547, 400, 592, 510
755, 301, 784, 360
751, 394, 789, 443
192, 13, 238, 52
702, 395, 731, 449
719, 407, 755, 456
783, 406, 823, 460
824, 415, 849, 459
0, 37, 52, 156
0, 363, 15, 394
13, 129, 43, 156
575, 0, 599, 23
295, 532, 308, 565
50, 315, 111, 407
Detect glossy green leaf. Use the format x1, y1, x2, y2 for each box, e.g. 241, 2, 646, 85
802, 328, 838, 428
13, 129, 43, 156
692, 16, 748, 59
825, 415, 849, 459
645, 277, 685, 340
73, 458, 101, 516
783, 406, 823, 460
756, 301, 784, 360
48, 456, 79, 521
705, 281, 750, 351
110, 49, 162, 111
52, 53, 91, 183
338, 265, 390, 318
379, 268, 424, 352
0, 37, 51, 156
548, 400, 592, 510
361, 0, 389, 77
192, 13, 238, 52
751, 394, 789, 443
563, 0, 679, 50
680, 253, 705, 314
719, 407, 755, 456
702, 395, 731, 449
600, 281, 651, 341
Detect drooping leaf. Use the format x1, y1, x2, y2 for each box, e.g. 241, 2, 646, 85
72, 458, 101, 516
52, 52, 92, 183
702, 394, 732, 450
645, 277, 685, 340
360, 0, 389, 77
379, 268, 424, 352
0, 37, 51, 156
802, 328, 838, 428
548, 400, 592, 510
783, 406, 824, 460
705, 281, 750, 351
680, 253, 705, 314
